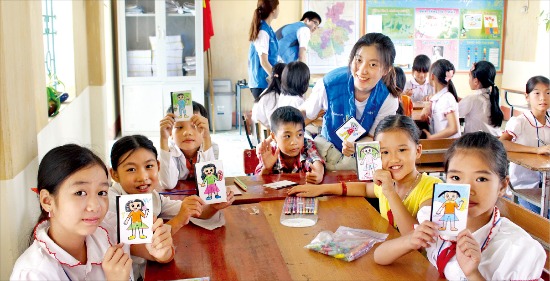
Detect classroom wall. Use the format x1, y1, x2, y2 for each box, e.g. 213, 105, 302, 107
0, 1, 115, 278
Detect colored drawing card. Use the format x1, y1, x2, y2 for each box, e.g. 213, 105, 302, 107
116, 193, 153, 244
355, 141, 382, 181
335, 117, 366, 143
430, 183, 470, 237
171, 90, 193, 121
195, 160, 227, 204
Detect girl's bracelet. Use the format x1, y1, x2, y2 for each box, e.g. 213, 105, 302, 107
341, 181, 348, 196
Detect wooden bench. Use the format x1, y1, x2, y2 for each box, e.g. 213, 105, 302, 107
496, 197, 550, 280
416, 138, 456, 174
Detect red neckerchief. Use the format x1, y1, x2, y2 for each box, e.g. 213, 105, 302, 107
185, 154, 198, 179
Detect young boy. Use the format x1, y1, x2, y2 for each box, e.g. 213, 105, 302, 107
255, 106, 325, 184
159, 101, 219, 189
404, 54, 433, 102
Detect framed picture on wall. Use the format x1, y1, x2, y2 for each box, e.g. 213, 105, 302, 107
302, 0, 361, 74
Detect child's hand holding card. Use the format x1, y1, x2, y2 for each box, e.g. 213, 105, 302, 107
335, 117, 366, 143
171, 90, 193, 121
116, 194, 154, 244
430, 183, 470, 237
195, 160, 227, 204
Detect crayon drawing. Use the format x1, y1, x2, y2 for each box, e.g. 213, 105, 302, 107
335, 117, 366, 143
355, 141, 382, 181
431, 183, 470, 237
195, 160, 227, 204
117, 194, 153, 244
171, 90, 193, 121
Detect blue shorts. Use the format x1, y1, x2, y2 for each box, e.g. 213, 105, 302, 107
440, 214, 458, 222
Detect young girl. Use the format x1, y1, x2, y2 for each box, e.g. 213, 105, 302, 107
11, 144, 173, 280
252, 61, 310, 129
403, 54, 432, 102
459, 61, 503, 136
422, 59, 461, 139
300, 33, 399, 170
374, 132, 545, 280
289, 115, 442, 234
109, 135, 235, 278
248, 0, 279, 100
500, 75, 550, 213
159, 101, 217, 189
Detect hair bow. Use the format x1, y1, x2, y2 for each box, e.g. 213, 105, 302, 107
31, 187, 39, 194
470, 63, 476, 72
445, 70, 454, 82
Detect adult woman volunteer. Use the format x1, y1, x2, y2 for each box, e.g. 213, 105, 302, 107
248, 0, 279, 100
301, 33, 399, 170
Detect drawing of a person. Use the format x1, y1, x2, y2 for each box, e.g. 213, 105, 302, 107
339, 123, 358, 140
435, 190, 464, 231
177, 93, 191, 118
124, 199, 149, 240
359, 146, 379, 179
200, 163, 223, 200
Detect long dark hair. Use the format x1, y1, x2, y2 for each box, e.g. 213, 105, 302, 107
111, 135, 158, 171
471, 61, 503, 127
373, 114, 421, 144
248, 0, 279, 41
430, 59, 458, 102
348, 33, 399, 98
255, 62, 286, 102
526, 76, 550, 93
201, 163, 217, 180
281, 61, 310, 97
31, 144, 107, 245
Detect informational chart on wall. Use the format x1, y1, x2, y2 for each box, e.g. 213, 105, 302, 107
365, 0, 504, 72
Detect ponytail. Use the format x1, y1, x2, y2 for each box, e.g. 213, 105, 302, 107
248, 0, 279, 41
382, 66, 399, 98
447, 80, 458, 102
430, 59, 458, 102
489, 85, 504, 127
470, 61, 503, 127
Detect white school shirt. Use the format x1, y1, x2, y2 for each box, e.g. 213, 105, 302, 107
404, 77, 433, 102
253, 30, 270, 56
429, 87, 461, 138
108, 182, 225, 279
296, 26, 311, 50
300, 81, 399, 136
417, 206, 545, 281
505, 112, 550, 189
10, 212, 134, 281
159, 140, 217, 190
251, 92, 305, 129
458, 88, 502, 136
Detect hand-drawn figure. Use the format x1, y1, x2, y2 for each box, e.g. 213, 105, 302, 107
359, 145, 380, 179
200, 163, 224, 200
435, 190, 464, 231
339, 122, 358, 141
124, 199, 150, 240
176, 93, 191, 118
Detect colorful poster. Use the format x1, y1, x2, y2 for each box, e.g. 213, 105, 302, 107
393, 39, 415, 69
367, 8, 414, 39
457, 40, 501, 70
460, 10, 502, 39
415, 8, 460, 39
414, 39, 459, 67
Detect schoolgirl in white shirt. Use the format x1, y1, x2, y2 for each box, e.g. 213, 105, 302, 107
11, 144, 173, 280
421, 59, 461, 139
252, 61, 309, 129
374, 132, 545, 280
159, 102, 218, 189
459, 61, 504, 136
108, 135, 234, 278
403, 54, 433, 102
500, 75, 550, 213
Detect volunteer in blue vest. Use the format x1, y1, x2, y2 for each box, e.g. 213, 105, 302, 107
300, 33, 399, 170
248, 0, 280, 100
276, 11, 322, 63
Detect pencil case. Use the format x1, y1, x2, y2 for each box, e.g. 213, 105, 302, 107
279, 196, 318, 227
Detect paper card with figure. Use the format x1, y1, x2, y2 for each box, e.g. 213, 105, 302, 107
195, 160, 227, 204
171, 90, 193, 121
116, 194, 153, 244
335, 117, 366, 143
355, 141, 382, 181
430, 183, 470, 237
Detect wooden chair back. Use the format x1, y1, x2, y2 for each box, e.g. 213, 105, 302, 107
416, 138, 456, 173
496, 198, 550, 280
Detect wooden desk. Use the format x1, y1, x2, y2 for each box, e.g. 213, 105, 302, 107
507, 152, 550, 217
413, 102, 429, 110
166, 171, 359, 204
145, 197, 442, 281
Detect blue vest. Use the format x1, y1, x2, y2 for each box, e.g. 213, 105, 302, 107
276, 22, 306, 63
248, 21, 279, 89
321, 67, 391, 151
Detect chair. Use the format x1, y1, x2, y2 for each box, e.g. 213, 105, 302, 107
416, 138, 456, 174
496, 198, 550, 280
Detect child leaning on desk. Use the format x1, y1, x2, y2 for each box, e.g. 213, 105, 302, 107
108, 135, 234, 279
255, 106, 325, 184
499, 75, 550, 214
159, 101, 219, 189
374, 132, 545, 281
289, 115, 442, 235
403, 54, 432, 102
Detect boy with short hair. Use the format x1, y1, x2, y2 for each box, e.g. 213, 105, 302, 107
255, 106, 325, 184
404, 54, 433, 102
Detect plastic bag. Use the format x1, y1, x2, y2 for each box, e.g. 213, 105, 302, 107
304, 226, 389, 262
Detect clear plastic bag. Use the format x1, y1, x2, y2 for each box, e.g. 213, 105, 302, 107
304, 226, 389, 261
